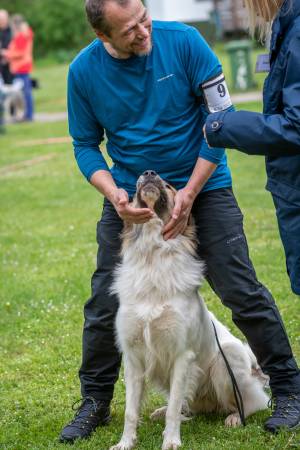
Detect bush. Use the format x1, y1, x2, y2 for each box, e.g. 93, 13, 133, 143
1, 0, 94, 58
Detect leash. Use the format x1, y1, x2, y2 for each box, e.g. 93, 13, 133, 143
211, 320, 246, 426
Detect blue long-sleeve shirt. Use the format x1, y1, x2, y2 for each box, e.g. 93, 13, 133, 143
68, 21, 232, 196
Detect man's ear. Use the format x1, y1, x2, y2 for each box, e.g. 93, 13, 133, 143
95, 30, 110, 43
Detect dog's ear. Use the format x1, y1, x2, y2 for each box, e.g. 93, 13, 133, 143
182, 215, 197, 251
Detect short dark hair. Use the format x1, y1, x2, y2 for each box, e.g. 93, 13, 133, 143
85, 0, 130, 35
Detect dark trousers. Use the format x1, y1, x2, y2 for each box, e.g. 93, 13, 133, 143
79, 188, 300, 402
0, 63, 13, 84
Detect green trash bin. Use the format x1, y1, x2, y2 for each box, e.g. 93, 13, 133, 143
225, 40, 256, 91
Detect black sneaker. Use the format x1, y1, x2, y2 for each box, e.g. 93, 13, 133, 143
59, 396, 111, 443
264, 393, 300, 433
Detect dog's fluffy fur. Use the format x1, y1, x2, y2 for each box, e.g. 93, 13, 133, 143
1, 79, 25, 123
110, 173, 268, 450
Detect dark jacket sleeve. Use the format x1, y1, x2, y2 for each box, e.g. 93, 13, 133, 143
205, 34, 300, 156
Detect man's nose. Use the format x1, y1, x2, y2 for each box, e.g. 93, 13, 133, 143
137, 24, 149, 39
143, 170, 157, 177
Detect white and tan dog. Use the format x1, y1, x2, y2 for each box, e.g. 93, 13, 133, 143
110, 171, 268, 450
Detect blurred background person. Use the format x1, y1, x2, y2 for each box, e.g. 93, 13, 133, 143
0, 9, 13, 85
1, 14, 34, 121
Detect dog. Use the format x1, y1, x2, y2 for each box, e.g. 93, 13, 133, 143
110, 171, 269, 450
0, 78, 25, 123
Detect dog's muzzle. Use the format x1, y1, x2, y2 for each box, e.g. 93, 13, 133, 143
137, 171, 164, 209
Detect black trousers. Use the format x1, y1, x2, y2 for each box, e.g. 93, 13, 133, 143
79, 188, 300, 402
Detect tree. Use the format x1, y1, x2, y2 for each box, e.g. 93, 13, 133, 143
1, 0, 94, 57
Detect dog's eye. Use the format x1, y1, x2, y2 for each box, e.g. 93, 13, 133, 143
165, 184, 172, 190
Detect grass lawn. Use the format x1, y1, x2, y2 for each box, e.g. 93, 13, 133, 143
0, 57, 299, 450
33, 63, 68, 113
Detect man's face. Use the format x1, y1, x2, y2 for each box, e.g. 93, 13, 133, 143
97, 0, 152, 58
0, 11, 9, 30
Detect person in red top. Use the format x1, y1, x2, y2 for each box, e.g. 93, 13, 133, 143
1, 15, 34, 121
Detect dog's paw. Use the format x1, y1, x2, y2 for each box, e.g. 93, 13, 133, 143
150, 406, 167, 421
180, 413, 193, 423
151, 407, 192, 423
162, 436, 182, 450
109, 438, 136, 450
224, 413, 242, 427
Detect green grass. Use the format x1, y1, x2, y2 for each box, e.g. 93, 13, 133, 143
33, 63, 69, 113
0, 59, 299, 449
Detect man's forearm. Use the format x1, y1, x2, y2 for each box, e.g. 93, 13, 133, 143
185, 157, 217, 198
90, 157, 217, 206
90, 169, 119, 204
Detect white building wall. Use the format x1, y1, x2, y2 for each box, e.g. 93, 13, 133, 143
146, 0, 213, 22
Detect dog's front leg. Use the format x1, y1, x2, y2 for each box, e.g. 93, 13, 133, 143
162, 350, 194, 450
110, 355, 144, 450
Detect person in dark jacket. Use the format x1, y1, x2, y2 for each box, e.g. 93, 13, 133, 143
204, 0, 300, 434
0, 9, 13, 85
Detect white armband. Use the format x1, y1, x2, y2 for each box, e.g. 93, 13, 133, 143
202, 73, 232, 113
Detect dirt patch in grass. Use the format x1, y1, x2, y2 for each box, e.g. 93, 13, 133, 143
0, 153, 57, 177
17, 136, 71, 147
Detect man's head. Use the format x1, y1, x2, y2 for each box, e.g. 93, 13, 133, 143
85, 0, 152, 59
0, 9, 9, 30
10, 14, 25, 33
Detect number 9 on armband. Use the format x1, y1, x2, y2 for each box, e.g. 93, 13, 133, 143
201, 73, 232, 114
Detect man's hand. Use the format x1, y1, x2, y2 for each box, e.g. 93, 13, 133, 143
112, 188, 154, 224
163, 188, 196, 240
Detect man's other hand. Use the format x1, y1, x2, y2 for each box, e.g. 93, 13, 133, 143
163, 188, 196, 240
112, 188, 154, 224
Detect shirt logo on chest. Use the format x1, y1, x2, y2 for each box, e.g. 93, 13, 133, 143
157, 73, 175, 83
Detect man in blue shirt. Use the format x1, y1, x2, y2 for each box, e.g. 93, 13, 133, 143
60, 0, 300, 442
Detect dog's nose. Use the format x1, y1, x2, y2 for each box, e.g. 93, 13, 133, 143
143, 170, 157, 177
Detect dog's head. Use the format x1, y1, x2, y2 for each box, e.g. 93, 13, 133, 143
122, 171, 197, 253
135, 170, 177, 224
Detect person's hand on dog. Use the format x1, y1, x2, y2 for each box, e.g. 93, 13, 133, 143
163, 187, 195, 240
112, 188, 154, 224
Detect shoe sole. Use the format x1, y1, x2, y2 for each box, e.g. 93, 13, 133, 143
265, 421, 300, 434
289, 421, 300, 431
